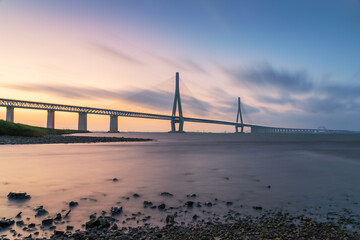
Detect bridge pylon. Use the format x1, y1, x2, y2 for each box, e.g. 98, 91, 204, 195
235, 97, 244, 133
170, 72, 184, 133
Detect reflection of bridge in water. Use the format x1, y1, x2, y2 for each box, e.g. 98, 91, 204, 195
0, 72, 349, 134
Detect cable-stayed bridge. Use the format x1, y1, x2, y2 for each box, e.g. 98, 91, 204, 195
0, 73, 348, 133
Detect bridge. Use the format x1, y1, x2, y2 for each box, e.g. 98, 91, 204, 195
0, 72, 348, 134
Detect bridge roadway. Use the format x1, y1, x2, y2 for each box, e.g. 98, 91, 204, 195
0, 98, 346, 133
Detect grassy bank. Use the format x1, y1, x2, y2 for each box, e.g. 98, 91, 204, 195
0, 120, 86, 137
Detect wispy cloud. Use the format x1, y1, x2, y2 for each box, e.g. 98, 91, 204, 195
91, 42, 143, 65
0, 83, 215, 116
224, 63, 313, 93
223, 63, 360, 115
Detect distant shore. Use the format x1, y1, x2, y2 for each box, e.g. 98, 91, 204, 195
0, 135, 152, 145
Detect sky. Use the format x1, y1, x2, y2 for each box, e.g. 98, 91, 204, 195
0, 0, 359, 132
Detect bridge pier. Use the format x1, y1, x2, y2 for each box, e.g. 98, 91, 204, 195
78, 112, 87, 131
170, 120, 184, 133
47, 110, 55, 129
109, 115, 119, 132
6, 106, 14, 122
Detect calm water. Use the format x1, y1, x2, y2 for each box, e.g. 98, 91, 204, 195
1, 133, 360, 237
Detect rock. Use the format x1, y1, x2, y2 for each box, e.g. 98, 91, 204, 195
89, 213, 96, 219
54, 213, 62, 221
54, 230, 64, 236
69, 201, 79, 207
7, 192, 31, 200
64, 209, 71, 218
226, 201, 233, 206
158, 203, 166, 210
166, 215, 175, 226
34, 205, 48, 217
187, 194, 197, 198
85, 217, 110, 229
28, 223, 36, 228
16, 220, 24, 226
185, 201, 194, 207
15, 211, 22, 218
42, 218, 53, 226
66, 225, 74, 231
196, 202, 202, 207
133, 193, 140, 198
111, 224, 118, 230
204, 202, 213, 207
193, 214, 199, 220
160, 192, 174, 197
252, 205, 263, 210
144, 201, 153, 208
112, 178, 119, 182
0, 219, 14, 228
111, 206, 123, 216
267, 185, 271, 189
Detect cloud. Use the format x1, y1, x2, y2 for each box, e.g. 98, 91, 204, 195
224, 63, 313, 93
223, 62, 360, 116
0, 82, 213, 116
181, 58, 207, 73
91, 42, 143, 65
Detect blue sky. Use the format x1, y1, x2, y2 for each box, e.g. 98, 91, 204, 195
0, 0, 359, 131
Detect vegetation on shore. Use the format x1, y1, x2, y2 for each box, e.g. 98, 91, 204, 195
0, 120, 87, 137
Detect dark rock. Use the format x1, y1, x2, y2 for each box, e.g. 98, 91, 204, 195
204, 202, 212, 207
34, 206, 48, 217
54, 230, 64, 236
66, 225, 74, 231
185, 201, 194, 207
111, 206, 123, 216
187, 194, 197, 198
144, 201, 153, 207
85, 217, 110, 229
192, 214, 199, 220
64, 209, 71, 218
150, 206, 157, 209
28, 223, 36, 228
110, 224, 118, 230
160, 192, 173, 197
133, 193, 140, 198
158, 203, 166, 210
226, 201, 233, 206
267, 185, 271, 189
166, 215, 175, 226
42, 218, 53, 226
54, 213, 62, 221
69, 201, 78, 207
112, 178, 119, 182
0, 219, 14, 228
15, 211, 22, 218
196, 202, 202, 207
16, 220, 24, 226
252, 205, 263, 210
89, 213, 96, 219
7, 192, 31, 200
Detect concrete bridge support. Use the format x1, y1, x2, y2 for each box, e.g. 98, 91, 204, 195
47, 110, 55, 129
6, 106, 14, 122
170, 72, 184, 133
109, 115, 119, 132
78, 112, 87, 131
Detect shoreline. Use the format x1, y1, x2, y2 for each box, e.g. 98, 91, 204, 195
1, 209, 359, 239
0, 135, 152, 145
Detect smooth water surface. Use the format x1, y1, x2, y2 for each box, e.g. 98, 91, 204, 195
1, 133, 360, 237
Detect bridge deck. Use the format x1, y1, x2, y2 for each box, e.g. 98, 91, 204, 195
0, 98, 347, 133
